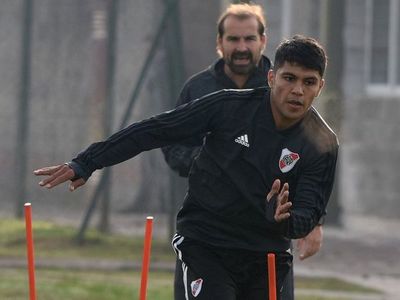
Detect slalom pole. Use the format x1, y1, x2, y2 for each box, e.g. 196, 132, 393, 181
139, 216, 154, 300
267, 253, 277, 300
24, 203, 36, 300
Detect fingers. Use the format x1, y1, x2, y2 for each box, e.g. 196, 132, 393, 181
33, 165, 63, 176
299, 247, 315, 260
298, 226, 323, 260
274, 199, 292, 222
278, 183, 289, 205
266, 179, 291, 222
274, 182, 291, 222
297, 237, 308, 260
298, 239, 317, 260
36, 164, 76, 189
69, 178, 86, 191
275, 211, 291, 222
266, 179, 281, 201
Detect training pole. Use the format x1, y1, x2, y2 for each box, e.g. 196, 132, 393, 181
24, 203, 36, 300
267, 253, 277, 300
139, 216, 154, 300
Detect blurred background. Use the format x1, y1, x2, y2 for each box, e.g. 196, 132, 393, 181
1, 0, 399, 237
0, 0, 400, 298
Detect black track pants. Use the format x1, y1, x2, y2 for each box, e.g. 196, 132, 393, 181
172, 234, 292, 300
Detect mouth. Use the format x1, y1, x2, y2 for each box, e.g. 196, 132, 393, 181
287, 99, 303, 108
233, 58, 250, 65
232, 52, 252, 65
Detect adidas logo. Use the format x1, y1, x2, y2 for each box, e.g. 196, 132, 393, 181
235, 134, 249, 147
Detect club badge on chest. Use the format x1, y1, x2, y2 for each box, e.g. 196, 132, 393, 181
279, 148, 300, 173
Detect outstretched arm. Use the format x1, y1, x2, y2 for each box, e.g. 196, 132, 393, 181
34, 91, 226, 191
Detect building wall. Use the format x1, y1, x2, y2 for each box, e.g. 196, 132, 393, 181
341, 0, 400, 221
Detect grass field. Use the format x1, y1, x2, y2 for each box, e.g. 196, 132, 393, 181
0, 268, 380, 300
0, 219, 382, 299
0, 269, 172, 300
0, 219, 173, 261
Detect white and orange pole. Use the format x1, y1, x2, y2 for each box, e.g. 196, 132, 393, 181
267, 253, 277, 300
24, 203, 37, 300
139, 216, 154, 300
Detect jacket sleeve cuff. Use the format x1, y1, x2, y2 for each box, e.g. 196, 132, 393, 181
265, 195, 278, 223
67, 161, 90, 181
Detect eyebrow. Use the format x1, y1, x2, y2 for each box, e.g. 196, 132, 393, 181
226, 34, 258, 39
280, 71, 318, 80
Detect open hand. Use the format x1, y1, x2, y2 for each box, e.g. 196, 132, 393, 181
266, 179, 292, 222
33, 164, 85, 191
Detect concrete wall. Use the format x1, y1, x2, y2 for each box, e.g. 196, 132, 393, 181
341, 0, 400, 221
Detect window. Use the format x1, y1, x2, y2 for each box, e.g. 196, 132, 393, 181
366, 0, 400, 94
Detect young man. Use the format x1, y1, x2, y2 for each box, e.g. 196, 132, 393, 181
34, 35, 338, 299
162, 3, 324, 299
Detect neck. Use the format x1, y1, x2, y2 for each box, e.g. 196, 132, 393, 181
224, 65, 249, 89
270, 98, 297, 130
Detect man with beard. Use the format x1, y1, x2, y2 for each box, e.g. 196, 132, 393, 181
162, 3, 325, 300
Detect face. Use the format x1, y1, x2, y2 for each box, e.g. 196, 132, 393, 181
268, 62, 325, 129
217, 16, 266, 76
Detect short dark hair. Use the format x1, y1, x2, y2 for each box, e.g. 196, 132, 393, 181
217, 3, 266, 39
274, 35, 327, 77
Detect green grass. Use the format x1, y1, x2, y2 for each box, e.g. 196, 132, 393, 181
0, 268, 380, 300
0, 268, 173, 300
0, 269, 382, 300
0, 219, 383, 299
0, 219, 174, 261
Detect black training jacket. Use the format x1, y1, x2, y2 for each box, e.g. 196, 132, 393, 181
70, 87, 338, 252
162, 55, 272, 177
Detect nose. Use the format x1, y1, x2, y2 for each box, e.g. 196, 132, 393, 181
291, 82, 304, 95
236, 38, 248, 52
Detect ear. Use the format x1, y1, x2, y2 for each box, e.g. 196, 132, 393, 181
316, 78, 325, 97
216, 36, 223, 54
260, 33, 267, 51
267, 69, 275, 87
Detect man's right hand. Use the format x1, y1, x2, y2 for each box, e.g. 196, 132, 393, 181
33, 164, 86, 191
297, 224, 323, 260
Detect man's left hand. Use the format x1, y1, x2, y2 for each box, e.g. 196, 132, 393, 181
266, 179, 292, 222
296, 225, 323, 260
